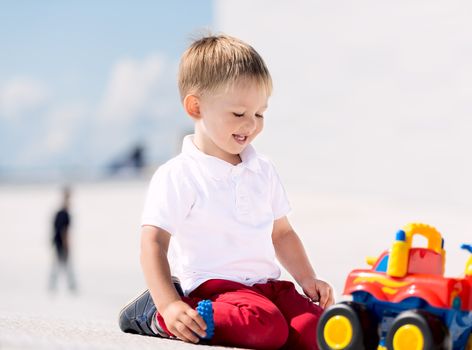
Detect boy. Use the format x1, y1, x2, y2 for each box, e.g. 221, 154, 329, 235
119, 34, 334, 349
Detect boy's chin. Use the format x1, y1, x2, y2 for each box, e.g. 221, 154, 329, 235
229, 144, 247, 154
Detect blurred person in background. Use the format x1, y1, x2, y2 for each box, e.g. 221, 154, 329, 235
108, 144, 146, 176
48, 186, 78, 293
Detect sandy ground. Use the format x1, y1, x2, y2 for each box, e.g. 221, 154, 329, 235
0, 180, 470, 349
0, 311, 237, 350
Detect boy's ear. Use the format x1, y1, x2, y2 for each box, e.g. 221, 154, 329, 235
183, 94, 201, 119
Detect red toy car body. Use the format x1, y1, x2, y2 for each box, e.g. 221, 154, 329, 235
317, 223, 472, 350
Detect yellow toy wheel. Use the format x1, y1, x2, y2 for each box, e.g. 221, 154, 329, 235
386, 310, 450, 350
392, 324, 424, 350
317, 301, 379, 350
323, 315, 353, 349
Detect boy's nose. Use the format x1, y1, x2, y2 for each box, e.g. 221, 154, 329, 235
242, 115, 257, 133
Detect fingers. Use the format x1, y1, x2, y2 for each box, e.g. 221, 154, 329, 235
171, 321, 200, 343
186, 308, 208, 332
169, 309, 207, 343
303, 279, 335, 309
318, 285, 335, 308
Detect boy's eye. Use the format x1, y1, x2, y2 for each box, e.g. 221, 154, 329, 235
232, 112, 264, 118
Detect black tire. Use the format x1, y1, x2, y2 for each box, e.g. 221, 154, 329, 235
317, 302, 379, 350
386, 310, 451, 350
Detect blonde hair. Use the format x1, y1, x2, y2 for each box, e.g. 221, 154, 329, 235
178, 34, 272, 101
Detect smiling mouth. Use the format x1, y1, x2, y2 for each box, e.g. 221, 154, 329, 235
233, 134, 248, 143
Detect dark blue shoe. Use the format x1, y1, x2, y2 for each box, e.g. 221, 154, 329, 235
119, 277, 184, 337
118, 289, 160, 336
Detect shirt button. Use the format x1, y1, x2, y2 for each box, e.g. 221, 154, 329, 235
231, 167, 243, 180
237, 205, 249, 213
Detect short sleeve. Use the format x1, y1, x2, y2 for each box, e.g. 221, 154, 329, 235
141, 161, 195, 235
269, 162, 291, 220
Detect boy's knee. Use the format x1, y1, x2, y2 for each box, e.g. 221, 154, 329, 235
287, 312, 321, 350
243, 310, 289, 350
266, 315, 289, 349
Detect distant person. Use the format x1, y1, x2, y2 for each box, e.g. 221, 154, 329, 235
118, 34, 334, 349
49, 186, 77, 293
130, 144, 145, 171
109, 144, 146, 175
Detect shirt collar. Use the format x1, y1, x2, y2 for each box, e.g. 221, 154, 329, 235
181, 135, 261, 180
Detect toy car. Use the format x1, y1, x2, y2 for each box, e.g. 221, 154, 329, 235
317, 222, 472, 350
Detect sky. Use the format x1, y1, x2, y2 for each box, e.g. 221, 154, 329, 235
0, 1, 213, 180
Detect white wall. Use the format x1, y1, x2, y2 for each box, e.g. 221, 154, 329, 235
215, 1, 472, 204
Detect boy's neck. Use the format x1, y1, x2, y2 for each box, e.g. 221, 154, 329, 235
192, 133, 242, 166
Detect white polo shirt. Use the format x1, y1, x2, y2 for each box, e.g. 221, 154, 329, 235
141, 135, 291, 294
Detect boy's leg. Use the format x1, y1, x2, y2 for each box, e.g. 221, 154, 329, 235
119, 289, 161, 336
189, 279, 289, 350
118, 277, 186, 337
258, 280, 323, 350
121, 278, 291, 349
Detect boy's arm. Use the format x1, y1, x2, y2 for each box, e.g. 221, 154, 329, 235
271, 216, 334, 308
140, 225, 207, 343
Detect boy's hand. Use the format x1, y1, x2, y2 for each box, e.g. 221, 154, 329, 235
161, 300, 208, 343
301, 277, 335, 309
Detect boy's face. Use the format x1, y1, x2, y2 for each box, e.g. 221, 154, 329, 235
194, 78, 268, 164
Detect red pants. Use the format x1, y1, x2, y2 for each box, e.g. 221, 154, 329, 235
159, 279, 323, 350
